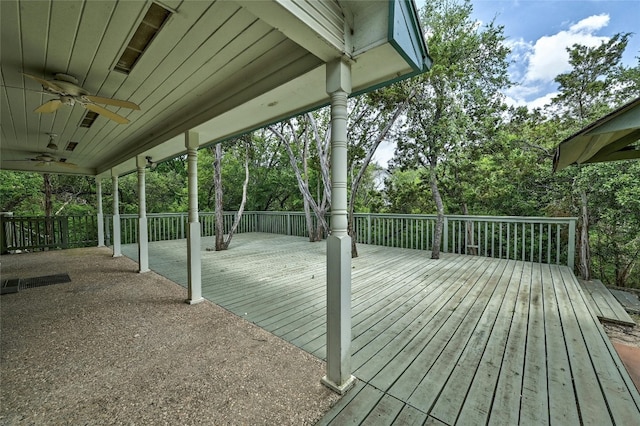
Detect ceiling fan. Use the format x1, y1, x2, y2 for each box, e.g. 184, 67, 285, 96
24, 73, 140, 124
6, 153, 77, 168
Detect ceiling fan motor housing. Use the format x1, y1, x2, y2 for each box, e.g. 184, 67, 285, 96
60, 96, 75, 106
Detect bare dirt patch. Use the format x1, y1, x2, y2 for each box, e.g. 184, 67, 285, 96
602, 314, 640, 349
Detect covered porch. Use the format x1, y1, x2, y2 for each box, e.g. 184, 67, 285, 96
114, 233, 640, 425
1, 0, 431, 394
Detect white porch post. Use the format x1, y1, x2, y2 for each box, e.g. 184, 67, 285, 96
322, 58, 356, 394
111, 172, 122, 257
185, 131, 203, 304
137, 156, 150, 273
96, 177, 105, 247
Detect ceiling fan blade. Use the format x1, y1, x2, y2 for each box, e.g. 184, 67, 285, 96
34, 100, 63, 113
84, 95, 140, 110
23, 73, 64, 92
57, 161, 77, 168
84, 103, 129, 124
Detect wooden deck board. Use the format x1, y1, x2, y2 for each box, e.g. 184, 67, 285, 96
578, 279, 636, 326
428, 259, 512, 423
519, 262, 549, 425
609, 289, 640, 315
120, 233, 640, 425
552, 265, 614, 425
360, 257, 490, 388
391, 404, 428, 425
542, 263, 581, 425
455, 260, 524, 425
564, 269, 640, 424
404, 259, 507, 414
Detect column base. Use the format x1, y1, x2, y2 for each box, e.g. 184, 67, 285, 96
112, 254, 122, 258
321, 374, 356, 395
138, 268, 150, 274
185, 297, 204, 305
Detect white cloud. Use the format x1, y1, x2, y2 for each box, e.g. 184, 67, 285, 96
524, 14, 610, 83
504, 14, 612, 110
373, 140, 395, 168
570, 14, 610, 33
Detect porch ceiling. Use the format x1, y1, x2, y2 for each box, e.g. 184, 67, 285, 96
0, 0, 430, 177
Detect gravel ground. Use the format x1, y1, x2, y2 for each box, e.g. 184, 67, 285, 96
0, 247, 339, 425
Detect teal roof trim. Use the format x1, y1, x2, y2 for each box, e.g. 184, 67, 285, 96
388, 0, 432, 72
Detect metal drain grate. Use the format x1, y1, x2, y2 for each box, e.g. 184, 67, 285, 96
1, 279, 20, 295
19, 273, 71, 290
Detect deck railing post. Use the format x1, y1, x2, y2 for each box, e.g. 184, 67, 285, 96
367, 214, 372, 245
567, 219, 576, 271
96, 177, 105, 247
60, 217, 69, 248
111, 173, 122, 257
287, 212, 292, 236
443, 216, 449, 253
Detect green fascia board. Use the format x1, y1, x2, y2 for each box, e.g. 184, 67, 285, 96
388, 0, 432, 72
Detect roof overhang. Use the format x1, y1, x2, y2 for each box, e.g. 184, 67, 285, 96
553, 97, 640, 172
0, 0, 430, 178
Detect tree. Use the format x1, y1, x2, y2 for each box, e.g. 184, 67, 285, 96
269, 115, 330, 241
550, 33, 637, 280
212, 136, 251, 251
395, 0, 511, 259
347, 88, 415, 257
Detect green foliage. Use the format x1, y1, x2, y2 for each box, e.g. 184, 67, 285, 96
0, 171, 44, 214
1, 1, 638, 286
382, 168, 434, 214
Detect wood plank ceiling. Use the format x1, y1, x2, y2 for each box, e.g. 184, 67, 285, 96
1, 0, 429, 177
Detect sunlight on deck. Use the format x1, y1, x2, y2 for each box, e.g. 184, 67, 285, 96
122, 233, 640, 425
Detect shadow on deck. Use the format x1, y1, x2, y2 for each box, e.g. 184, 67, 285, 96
122, 232, 640, 425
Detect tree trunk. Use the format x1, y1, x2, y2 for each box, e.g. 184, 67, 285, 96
223, 140, 250, 249
579, 189, 590, 280
429, 161, 444, 260
348, 212, 359, 258
347, 92, 413, 258
461, 202, 477, 255
213, 144, 225, 251
43, 173, 53, 247
303, 196, 315, 241
269, 124, 329, 236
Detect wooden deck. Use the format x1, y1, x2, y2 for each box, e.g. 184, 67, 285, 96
122, 233, 640, 425
578, 279, 636, 326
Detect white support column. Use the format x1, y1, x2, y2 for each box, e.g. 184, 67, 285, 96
137, 156, 150, 273
96, 177, 105, 247
185, 131, 203, 305
322, 58, 356, 394
112, 173, 122, 257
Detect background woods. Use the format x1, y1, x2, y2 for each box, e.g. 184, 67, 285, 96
1, 0, 638, 287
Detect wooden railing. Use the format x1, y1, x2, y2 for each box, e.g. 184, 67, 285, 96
351, 213, 576, 269
103, 212, 323, 245
0, 215, 98, 252
3, 212, 577, 269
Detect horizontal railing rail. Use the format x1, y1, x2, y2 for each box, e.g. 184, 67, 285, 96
4, 211, 577, 269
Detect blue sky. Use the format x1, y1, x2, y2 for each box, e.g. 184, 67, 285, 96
442, 0, 640, 108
